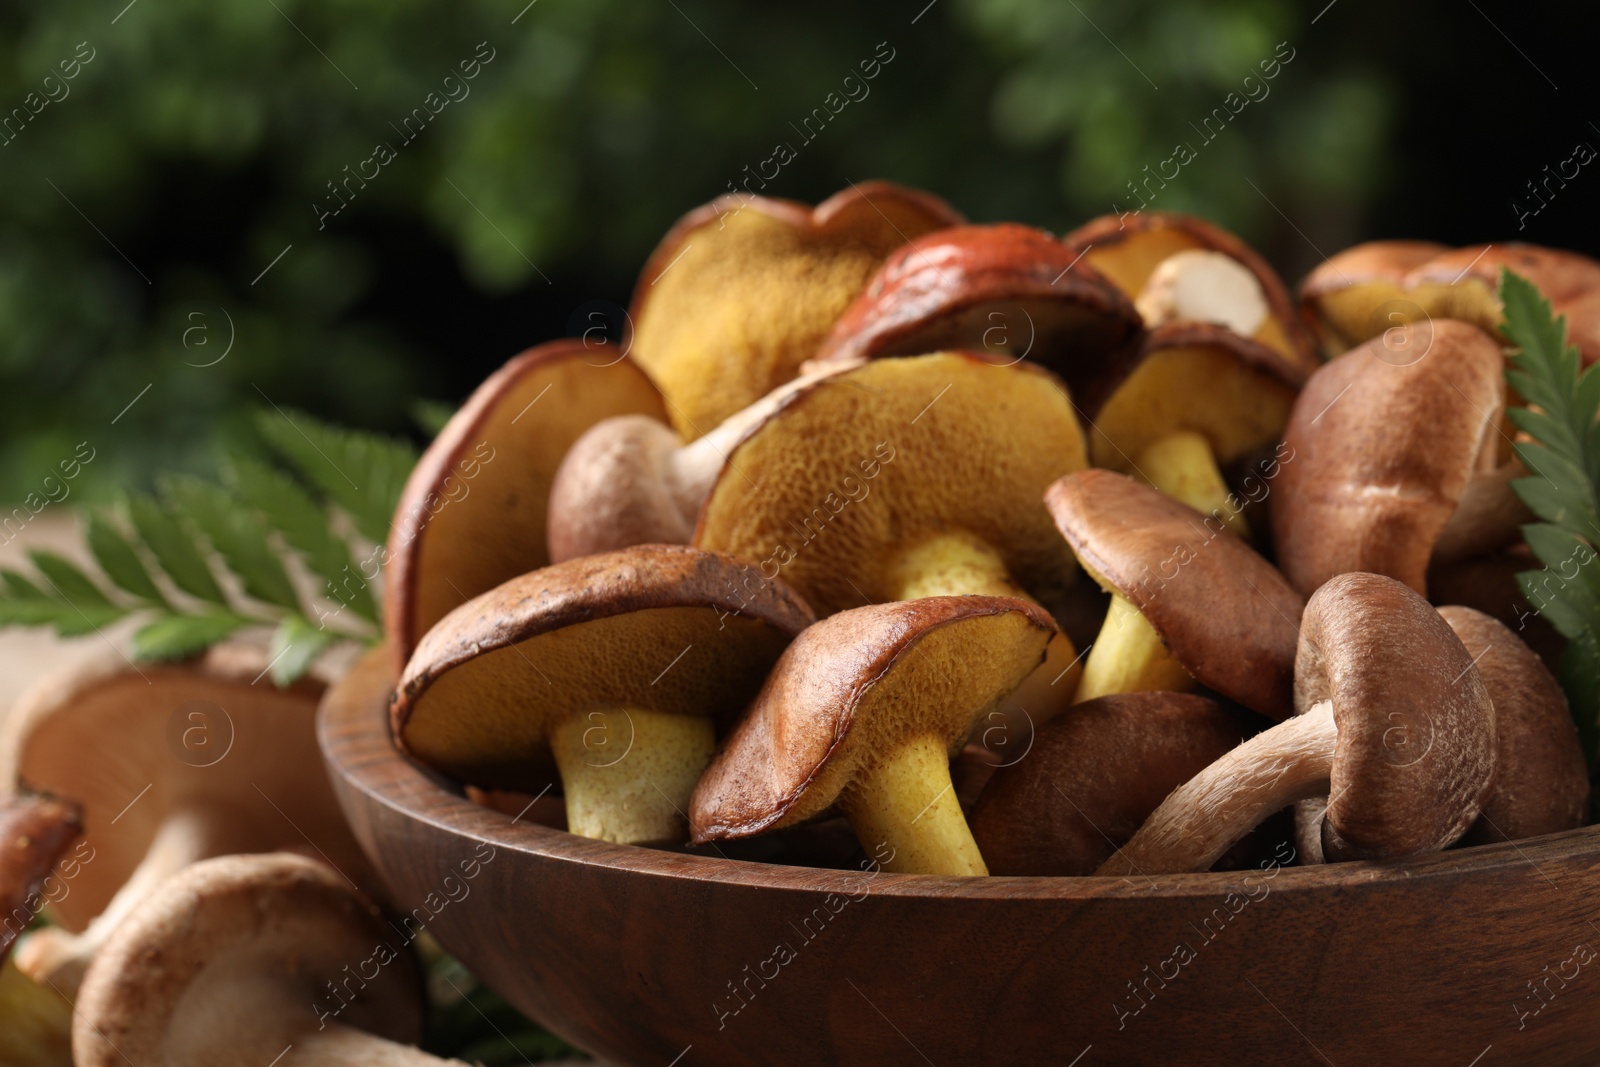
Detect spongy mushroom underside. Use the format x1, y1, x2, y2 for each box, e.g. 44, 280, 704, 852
691, 603, 1052, 838
693, 353, 1085, 617
400, 608, 793, 790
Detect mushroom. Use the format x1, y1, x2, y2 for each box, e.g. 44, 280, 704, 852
0, 644, 370, 992
1427, 546, 1564, 670
631, 180, 963, 435
692, 351, 1089, 725
1300, 240, 1600, 362
545, 361, 853, 563
1098, 573, 1497, 875
969, 692, 1267, 876
392, 544, 814, 845
1044, 469, 1303, 717
1060, 213, 1314, 534
386, 339, 669, 668
1437, 606, 1588, 844
0, 794, 80, 963
811, 223, 1143, 416
1273, 318, 1518, 598
690, 596, 1057, 876
73, 853, 450, 1066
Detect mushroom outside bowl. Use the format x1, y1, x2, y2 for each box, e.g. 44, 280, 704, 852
321, 646, 1600, 1067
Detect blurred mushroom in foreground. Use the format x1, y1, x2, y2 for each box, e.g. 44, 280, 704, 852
2, 645, 368, 993
74, 853, 451, 1066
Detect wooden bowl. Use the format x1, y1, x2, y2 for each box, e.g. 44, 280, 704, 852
321, 647, 1600, 1066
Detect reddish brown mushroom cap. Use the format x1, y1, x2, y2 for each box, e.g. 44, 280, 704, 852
630, 180, 963, 436
813, 223, 1142, 417
1045, 469, 1304, 717
1301, 240, 1600, 363
1298, 573, 1497, 862
1437, 606, 1588, 844
970, 692, 1260, 876
1272, 318, 1507, 598
386, 340, 668, 670
0, 795, 80, 962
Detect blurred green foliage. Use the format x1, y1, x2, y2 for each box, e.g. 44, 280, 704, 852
0, 0, 1400, 503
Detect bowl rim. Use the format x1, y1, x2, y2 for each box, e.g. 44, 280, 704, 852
322, 645, 1600, 904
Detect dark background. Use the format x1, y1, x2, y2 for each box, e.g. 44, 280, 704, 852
3, 0, 1596, 502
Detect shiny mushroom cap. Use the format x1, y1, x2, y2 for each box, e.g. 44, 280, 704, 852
812, 223, 1142, 417
386, 339, 668, 669
690, 596, 1055, 876
1437, 605, 1588, 844
1045, 469, 1303, 717
630, 180, 963, 435
0, 795, 80, 962
1273, 318, 1507, 598
970, 692, 1260, 875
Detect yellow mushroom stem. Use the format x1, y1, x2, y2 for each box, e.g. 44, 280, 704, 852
1135, 429, 1249, 539
549, 708, 716, 845
1074, 590, 1194, 704
838, 733, 988, 877
884, 532, 1081, 731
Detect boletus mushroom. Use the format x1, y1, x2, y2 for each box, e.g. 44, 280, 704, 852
1062, 213, 1314, 534
690, 596, 1057, 876
630, 180, 962, 435
1099, 573, 1496, 875
392, 544, 814, 845
73, 853, 451, 1066
812, 223, 1143, 416
1273, 318, 1521, 598
970, 692, 1265, 876
1044, 469, 1303, 717
545, 361, 852, 563
1438, 605, 1588, 844
1, 644, 369, 992
1300, 240, 1600, 362
0, 795, 80, 1067
387, 339, 669, 668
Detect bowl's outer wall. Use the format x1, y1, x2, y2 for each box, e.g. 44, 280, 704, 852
320, 650, 1600, 1066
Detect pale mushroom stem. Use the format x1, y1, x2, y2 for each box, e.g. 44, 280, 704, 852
885, 531, 1082, 724
16, 803, 248, 991
1135, 430, 1249, 540
549, 708, 715, 845
1096, 701, 1337, 877
287, 1022, 453, 1065
1074, 592, 1194, 704
840, 734, 988, 877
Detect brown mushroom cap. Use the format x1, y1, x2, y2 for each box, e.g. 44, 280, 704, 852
1063, 211, 1317, 374
689, 596, 1054, 874
1297, 573, 1497, 862
970, 692, 1260, 876
1301, 240, 1600, 363
393, 544, 814, 789
0, 643, 365, 939
73, 853, 427, 1067
0, 795, 80, 962
693, 352, 1085, 618
1437, 605, 1588, 844
386, 340, 668, 669
811, 223, 1142, 416
630, 181, 963, 436
1045, 469, 1304, 717
1272, 318, 1507, 598
1100, 573, 1496, 875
